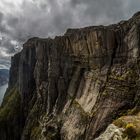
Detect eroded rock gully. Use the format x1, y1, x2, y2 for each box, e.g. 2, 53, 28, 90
0, 12, 140, 140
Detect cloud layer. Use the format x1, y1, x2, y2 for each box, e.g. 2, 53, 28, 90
0, 0, 140, 69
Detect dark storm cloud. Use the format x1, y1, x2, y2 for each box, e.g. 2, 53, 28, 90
0, 0, 140, 69
0, 58, 10, 69
0, 12, 7, 33
0, 0, 126, 42
0, 12, 3, 22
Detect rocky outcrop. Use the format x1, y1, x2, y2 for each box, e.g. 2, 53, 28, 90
95, 124, 124, 140
1, 12, 140, 140
96, 112, 140, 140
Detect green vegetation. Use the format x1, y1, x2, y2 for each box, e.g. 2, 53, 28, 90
113, 118, 126, 128
0, 87, 21, 121
24, 100, 43, 139
110, 68, 138, 82
127, 107, 140, 115
113, 113, 140, 140
124, 123, 137, 139
30, 125, 42, 140
0, 87, 21, 139
72, 100, 91, 117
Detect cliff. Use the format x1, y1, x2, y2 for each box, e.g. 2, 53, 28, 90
0, 12, 140, 140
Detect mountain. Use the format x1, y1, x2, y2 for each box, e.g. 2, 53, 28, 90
0, 12, 140, 140
0, 69, 9, 86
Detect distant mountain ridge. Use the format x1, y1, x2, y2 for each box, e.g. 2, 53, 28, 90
0, 69, 9, 86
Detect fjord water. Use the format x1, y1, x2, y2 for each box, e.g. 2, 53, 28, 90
0, 84, 8, 104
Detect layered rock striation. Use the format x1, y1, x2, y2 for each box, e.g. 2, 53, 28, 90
1, 12, 140, 140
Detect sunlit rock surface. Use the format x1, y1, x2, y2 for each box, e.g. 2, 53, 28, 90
1, 12, 140, 140
95, 124, 124, 140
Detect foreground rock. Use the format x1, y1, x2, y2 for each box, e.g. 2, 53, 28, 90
0, 12, 140, 140
95, 124, 124, 140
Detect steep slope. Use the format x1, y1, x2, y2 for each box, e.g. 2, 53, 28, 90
0, 12, 140, 140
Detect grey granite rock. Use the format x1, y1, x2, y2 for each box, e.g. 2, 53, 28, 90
1, 12, 140, 140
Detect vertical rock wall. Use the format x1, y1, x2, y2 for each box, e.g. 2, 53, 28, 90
0, 12, 140, 140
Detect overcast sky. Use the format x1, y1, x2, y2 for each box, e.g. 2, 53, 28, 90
0, 0, 140, 69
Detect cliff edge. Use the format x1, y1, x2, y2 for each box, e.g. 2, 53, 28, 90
0, 12, 140, 140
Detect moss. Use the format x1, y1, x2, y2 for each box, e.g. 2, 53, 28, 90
127, 107, 140, 115
30, 125, 41, 140
110, 68, 138, 82
124, 123, 137, 139
135, 136, 140, 140
23, 100, 43, 139
113, 118, 126, 128
0, 87, 21, 139
114, 112, 140, 140
72, 100, 91, 117
102, 90, 109, 97
0, 87, 21, 121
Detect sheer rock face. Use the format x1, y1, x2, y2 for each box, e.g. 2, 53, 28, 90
1, 13, 140, 140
